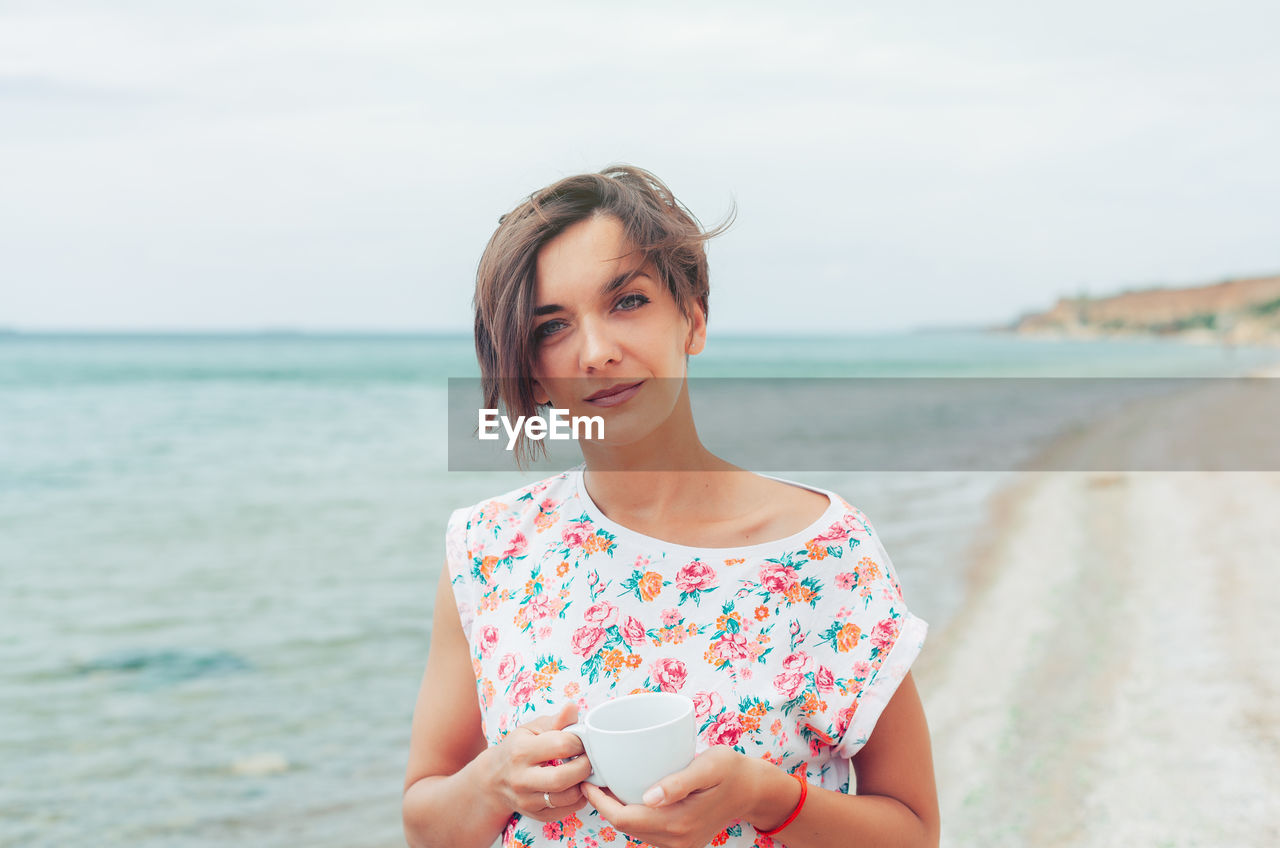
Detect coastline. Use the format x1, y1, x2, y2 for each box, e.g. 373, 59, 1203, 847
915, 364, 1280, 846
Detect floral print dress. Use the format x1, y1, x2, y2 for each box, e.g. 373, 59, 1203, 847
445, 465, 928, 848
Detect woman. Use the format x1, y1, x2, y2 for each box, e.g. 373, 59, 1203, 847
403, 166, 939, 848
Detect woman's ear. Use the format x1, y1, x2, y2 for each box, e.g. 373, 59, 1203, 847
685, 303, 707, 356
532, 379, 551, 406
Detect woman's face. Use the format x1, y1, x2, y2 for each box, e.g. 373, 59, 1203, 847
530, 213, 706, 448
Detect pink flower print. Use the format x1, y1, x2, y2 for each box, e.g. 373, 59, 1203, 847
633, 554, 652, 570
588, 570, 599, 588
478, 625, 499, 658
835, 572, 857, 591
836, 705, 856, 736
760, 563, 798, 595
497, 653, 520, 680
705, 711, 744, 746
561, 521, 593, 549
782, 651, 811, 672
527, 593, 553, 620
620, 615, 647, 647
714, 632, 751, 662
788, 620, 801, 638
852, 660, 872, 679
815, 666, 835, 692
871, 618, 900, 652
539, 497, 556, 512
502, 531, 528, 558
812, 523, 849, 546
773, 670, 805, 699
537, 626, 553, 640
509, 669, 537, 707
543, 821, 563, 840
675, 559, 718, 593
571, 625, 608, 658
660, 608, 681, 627
692, 691, 723, 719
583, 600, 619, 628
650, 658, 688, 693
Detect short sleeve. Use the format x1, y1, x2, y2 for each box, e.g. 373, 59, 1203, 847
826, 513, 929, 760
444, 505, 476, 641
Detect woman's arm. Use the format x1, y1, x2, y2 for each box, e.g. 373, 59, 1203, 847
402, 565, 591, 848
582, 671, 939, 848
750, 671, 940, 847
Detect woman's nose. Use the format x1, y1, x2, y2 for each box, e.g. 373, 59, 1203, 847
577, 316, 622, 371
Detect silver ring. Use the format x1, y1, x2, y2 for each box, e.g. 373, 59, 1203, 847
543, 791, 553, 809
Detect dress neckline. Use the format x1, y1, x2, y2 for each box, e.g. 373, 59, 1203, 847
570, 463, 844, 557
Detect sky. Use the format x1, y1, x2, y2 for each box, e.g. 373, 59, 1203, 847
2, 0, 1278, 334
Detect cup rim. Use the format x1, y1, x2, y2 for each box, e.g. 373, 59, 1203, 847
583, 692, 693, 735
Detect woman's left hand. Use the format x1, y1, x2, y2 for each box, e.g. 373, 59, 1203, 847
579, 745, 765, 848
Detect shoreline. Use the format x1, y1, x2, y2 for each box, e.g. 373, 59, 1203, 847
916, 364, 1280, 845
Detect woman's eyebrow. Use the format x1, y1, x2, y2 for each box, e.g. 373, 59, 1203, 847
533, 268, 647, 316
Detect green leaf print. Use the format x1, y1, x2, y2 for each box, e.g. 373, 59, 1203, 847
801, 575, 824, 608
582, 653, 603, 685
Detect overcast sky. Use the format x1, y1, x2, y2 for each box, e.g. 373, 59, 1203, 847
3, 0, 1277, 333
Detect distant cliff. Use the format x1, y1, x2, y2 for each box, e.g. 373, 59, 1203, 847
1012, 273, 1280, 345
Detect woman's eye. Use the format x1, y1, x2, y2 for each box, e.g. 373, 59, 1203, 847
616, 293, 650, 311
535, 320, 566, 340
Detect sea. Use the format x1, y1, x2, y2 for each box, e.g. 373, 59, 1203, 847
3, 331, 1277, 847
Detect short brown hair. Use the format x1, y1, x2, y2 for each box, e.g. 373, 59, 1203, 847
472, 164, 731, 464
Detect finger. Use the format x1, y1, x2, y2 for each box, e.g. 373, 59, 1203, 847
641, 748, 725, 807
531, 729, 586, 762
580, 782, 622, 818
581, 784, 667, 835
520, 794, 590, 824
525, 754, 593, 792
550, 700, 579, 730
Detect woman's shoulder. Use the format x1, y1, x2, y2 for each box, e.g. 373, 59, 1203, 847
757, 474, 880, 542
447, 466, 579, 534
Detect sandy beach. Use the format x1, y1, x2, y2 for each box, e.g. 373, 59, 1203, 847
917, 367, 1280, 846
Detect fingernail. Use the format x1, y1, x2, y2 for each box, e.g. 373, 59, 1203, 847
642, 786, 664, 806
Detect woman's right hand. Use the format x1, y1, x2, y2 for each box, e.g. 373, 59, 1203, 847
488, 701, 592, 823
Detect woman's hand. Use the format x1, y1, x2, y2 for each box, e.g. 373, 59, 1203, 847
487, 702, 592, 824
580, 746, 780, 848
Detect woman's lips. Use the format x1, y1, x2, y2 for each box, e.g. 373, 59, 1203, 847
585, 381, 643, 408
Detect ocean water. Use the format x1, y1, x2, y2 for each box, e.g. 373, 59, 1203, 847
2, 331, 1276, 847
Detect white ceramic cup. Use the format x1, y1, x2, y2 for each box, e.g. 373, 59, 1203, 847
565, 692, 696, 805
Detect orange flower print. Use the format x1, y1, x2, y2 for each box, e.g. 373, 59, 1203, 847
805, 540, 828, 560
599, 826, 617, 842
625, 653, 643, 668
479, 555, 499, 580
724, 557, 745, 567
638, 570, 663, 601
754, 605, 770, 621
715, 611, 742, 633
564, 681, 580, 698
836, 622, 862, 652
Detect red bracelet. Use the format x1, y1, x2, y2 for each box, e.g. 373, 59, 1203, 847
756, 771, 808, 837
